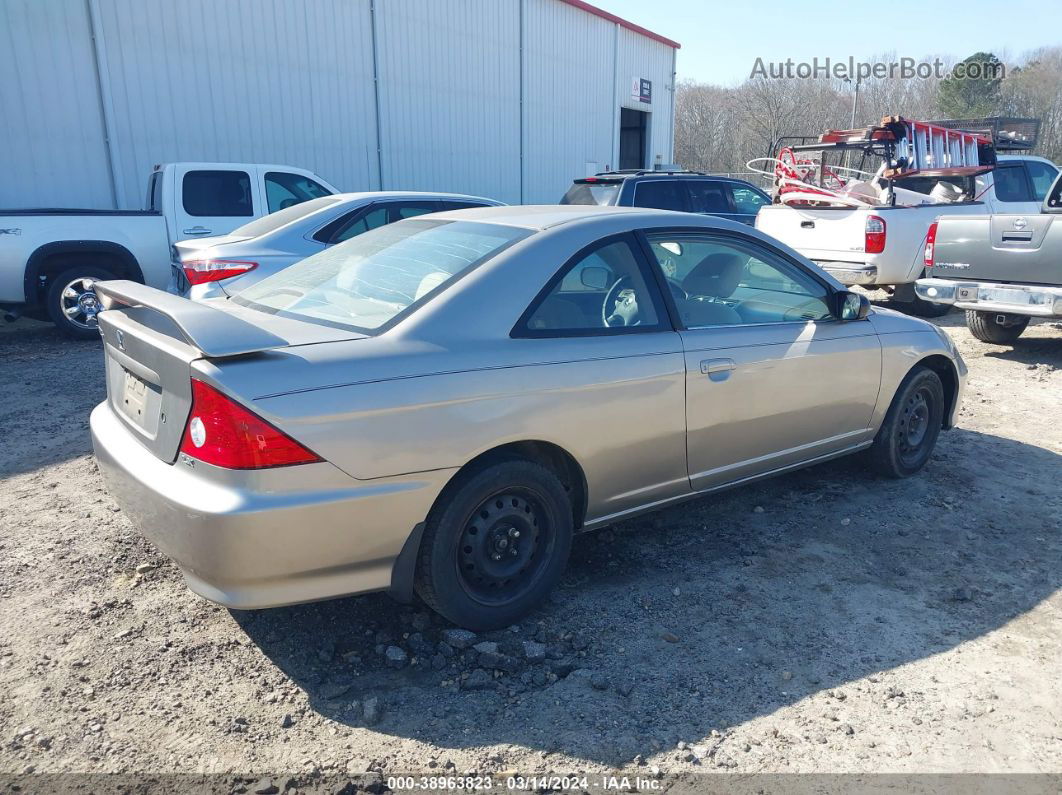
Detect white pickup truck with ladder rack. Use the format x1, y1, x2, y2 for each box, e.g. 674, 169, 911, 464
753, 117, 1057, 316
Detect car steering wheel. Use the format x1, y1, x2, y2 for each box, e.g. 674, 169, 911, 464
602, 276, 641, 327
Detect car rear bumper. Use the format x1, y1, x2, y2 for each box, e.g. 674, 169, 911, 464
90, 401, 452, 609
915, 278, 1062, 317
815, 262, 879, 285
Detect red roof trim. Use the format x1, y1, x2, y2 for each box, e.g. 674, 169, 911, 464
557, 0, 681, 49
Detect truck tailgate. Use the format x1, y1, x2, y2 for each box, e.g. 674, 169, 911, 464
933, 214, 1060, 283
755, 205, 869, 262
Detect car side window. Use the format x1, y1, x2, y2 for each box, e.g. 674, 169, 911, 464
520, 238, 666, 335
993, 165, 1033, 203
325, 206, 391, 244
645, 233, 832, 327
183, 170, 253, 217
686, 181, 731, 214
446, 201, 493, 211
632, 180, 687, 211
730, 186, 770, 215
1025, 161, 1058, 202
264, 171, 332, 213
391, 201, 446, 220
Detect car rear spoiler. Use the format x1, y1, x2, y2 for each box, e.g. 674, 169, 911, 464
94, 280, 287, 358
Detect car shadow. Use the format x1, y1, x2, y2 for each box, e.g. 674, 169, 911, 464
233, 426, 1062, 766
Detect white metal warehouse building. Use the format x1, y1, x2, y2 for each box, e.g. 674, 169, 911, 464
1, 0, 679, 209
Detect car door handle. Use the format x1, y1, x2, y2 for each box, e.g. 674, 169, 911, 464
183, 226, 212, 236
700, 358, 736, 375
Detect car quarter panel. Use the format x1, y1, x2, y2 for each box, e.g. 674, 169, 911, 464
250, 333, 690, 524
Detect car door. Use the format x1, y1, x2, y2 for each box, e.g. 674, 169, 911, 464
629, 180, 689, 211
512, 233, 689, 520
261, 169, 333, 213
985, 162, 1040, 214
1024, 160, 1059, 205
173, 166, 257, 241
728, 184, 771, 225
639, 229, 882, 491
685, 179, 739, 222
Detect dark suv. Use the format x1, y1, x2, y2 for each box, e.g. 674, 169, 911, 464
560, 170, 771, 226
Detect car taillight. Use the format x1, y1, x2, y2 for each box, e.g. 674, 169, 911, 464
865, 215, 886, 254
179, 379, 321, 469
924, 221, 938, 268
181, 259, 258, 286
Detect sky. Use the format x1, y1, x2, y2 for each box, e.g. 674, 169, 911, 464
593, 0, 1062, 85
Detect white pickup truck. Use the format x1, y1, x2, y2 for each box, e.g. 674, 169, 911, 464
0, 162, 338, 337
756, 155, 1059, 316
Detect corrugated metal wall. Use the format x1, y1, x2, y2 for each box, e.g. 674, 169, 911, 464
0, 0, 676, 209
89, 0, 379, 208
0, 0, 115, 208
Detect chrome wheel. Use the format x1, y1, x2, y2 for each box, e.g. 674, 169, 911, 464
58, 277, 102, 330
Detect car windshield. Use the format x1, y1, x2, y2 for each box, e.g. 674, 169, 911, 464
230, 196, 343, 238
233, 219, 529, 332
560, 182, 621, 205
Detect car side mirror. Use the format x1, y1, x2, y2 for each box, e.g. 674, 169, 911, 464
836, 290, 870, 321
580, 266, 611, 290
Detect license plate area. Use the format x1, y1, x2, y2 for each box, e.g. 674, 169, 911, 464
978, 286, 1032, 306
115, 366, 163, 436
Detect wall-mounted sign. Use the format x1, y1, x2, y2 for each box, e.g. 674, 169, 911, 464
630, 78, 651, 104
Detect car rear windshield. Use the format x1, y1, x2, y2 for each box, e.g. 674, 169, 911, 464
233, 219, 529, 333
230, 195, 343, 238
560, 181, 621, 206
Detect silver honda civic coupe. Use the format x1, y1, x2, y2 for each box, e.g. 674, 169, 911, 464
90, 206, 966, 630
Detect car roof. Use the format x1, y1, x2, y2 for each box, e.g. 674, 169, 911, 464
330, 190, 503, 203
422, 204, 696, 230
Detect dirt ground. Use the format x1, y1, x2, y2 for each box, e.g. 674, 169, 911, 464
1, 308, 1060, 791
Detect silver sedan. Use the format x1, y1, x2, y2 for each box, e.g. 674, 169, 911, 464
171, 191, 504, 300
91, 206, 966, 630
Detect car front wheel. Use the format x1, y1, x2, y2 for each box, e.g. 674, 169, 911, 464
868, 366, 945, 478
415, 459, 573, 631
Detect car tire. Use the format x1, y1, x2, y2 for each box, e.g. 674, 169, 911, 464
45, 265, 117, 340
965, 310, 1029, 345
415, 459, 573, 631
868, 365, 945, 479
904, 294, 952, 318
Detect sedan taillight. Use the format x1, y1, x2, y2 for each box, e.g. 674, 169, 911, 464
179, 379, 321, 469
864, 215, 886, 254
182, 259, 258, 286
924, 221, 938, 268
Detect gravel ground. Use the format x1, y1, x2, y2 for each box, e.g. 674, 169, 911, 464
0, 310, 1060, 790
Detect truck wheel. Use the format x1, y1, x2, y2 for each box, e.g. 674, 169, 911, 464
868, 365, 944, 479
415, 459, 573, 631
965, 310, 1029, 345
45, 266, 117, 340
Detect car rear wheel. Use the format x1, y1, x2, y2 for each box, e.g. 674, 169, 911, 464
415, 459, 573, 631
45, 265, 117, 339
868, 366, 945, 478
966, 310, 1029, 344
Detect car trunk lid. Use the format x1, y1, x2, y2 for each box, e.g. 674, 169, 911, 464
94, 280, 362, 462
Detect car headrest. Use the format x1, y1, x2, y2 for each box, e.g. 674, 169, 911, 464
682, 252, 743, 298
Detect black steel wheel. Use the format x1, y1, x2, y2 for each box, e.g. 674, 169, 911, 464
868, 365, 945, 478
415, 459, 573, 630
